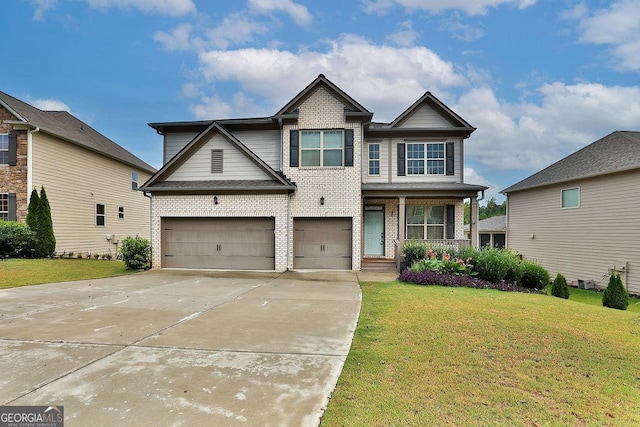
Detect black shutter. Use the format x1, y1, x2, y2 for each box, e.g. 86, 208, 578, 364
397, 143, 405, 176
446, 204, 455, 240
8, 193, 17, 221
290, 130, 299, 167
8, 133, 17, 166
344, 129, 354, 167
446, 142, 454, 176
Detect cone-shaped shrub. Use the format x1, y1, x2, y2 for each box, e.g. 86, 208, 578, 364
551, 273, 569, 299
602, 273, 629, 310
38, 187, 56, 257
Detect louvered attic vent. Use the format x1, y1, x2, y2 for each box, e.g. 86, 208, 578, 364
211, 149, 223, 174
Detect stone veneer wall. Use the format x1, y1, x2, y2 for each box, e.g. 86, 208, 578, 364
151, 194, 289, 271
282, 86, 363, 270
0, 107, 28, 222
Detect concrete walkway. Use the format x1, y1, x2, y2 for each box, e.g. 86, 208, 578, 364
0, 270, 361, 426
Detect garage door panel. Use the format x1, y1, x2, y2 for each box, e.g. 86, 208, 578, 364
293, 218, 352, 270
162, 218, 275, 270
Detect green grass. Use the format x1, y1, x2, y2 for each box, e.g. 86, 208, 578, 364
0, 258, 135, 289
560, 286, 640, 313
322, 282, 640, 426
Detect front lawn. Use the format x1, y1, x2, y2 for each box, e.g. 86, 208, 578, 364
321, 281, 640, 426
0, 258, 135, 289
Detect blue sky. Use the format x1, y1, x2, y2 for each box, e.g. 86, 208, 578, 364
4, 0, 640, 202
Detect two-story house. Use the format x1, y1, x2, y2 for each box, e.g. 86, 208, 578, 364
141, 75, 487, 271
0, 90, 156, 256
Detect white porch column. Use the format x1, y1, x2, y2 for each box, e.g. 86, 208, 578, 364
470, 196, 479, 248
397, 196, 406, 270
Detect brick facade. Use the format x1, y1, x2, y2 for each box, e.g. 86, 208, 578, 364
0, 106, 28, 222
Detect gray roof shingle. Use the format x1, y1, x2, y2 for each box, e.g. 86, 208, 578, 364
0, 91, 155, 173
502, 131, 640, 193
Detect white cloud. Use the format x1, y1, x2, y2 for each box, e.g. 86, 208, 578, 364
248, 0, 312, 26
456, 82, 640, 172
85, 0, 196, 16
206, 13, 270, 49
154, 23, 204, 51
195, 34, 468, 120
439, 12, 485, 41
30, 0, 57, 21
189, 94, 232, 119
569, 0, 640, 70
464, 167, 501, 202
362, 0, 537, 16
386, 20, 419, 47
31, 98, 74, 115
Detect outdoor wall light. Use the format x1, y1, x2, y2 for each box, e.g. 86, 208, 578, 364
320, 196, 325, 206
214, 196, 218, 205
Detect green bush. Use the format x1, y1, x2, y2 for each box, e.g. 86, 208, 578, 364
0, 220, 36, 257
551, 273, 570, 299
474, 248, 521, 283
26, 187, 56, 257
119, 236, 151, 270
403, 241, 428, 268
519, 260, 551, 290
602, 273, 629, 310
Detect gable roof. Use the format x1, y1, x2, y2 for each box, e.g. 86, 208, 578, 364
502, 131, 640, 194
274, 74, 373, 121
140, 121, 295, 193
464, 215, 506, 233
390, 91, 474, 129
0, 90, 155, 173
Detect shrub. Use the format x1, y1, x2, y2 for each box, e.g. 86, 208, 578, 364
119, 236, 151, 270
403, 241, 428, 268
519, 260, 551, 290
602, 273, 629, 310
399, 269, 520, 291
551, 273, 570, 299
474, 248, 521, 283
0, 220, 36, 257
26, 187, 56, 257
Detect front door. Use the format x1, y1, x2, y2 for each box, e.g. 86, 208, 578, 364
364, 208, 384, 256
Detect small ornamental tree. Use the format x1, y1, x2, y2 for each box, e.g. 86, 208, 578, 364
38, 187, 56, 256
602, 273, 629, 310
551, 273, 570, 299
119, 236, 151, 270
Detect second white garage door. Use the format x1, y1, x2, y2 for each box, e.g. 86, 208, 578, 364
162, 217, 275, 270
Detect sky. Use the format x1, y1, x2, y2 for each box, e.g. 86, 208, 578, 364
3, 0, 640, 202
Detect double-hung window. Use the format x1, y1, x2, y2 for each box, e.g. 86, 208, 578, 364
406, 205, 445, 239
131, 171, 139, 190
0, 134, 8, 164
96, 204, 105, 226
0, 193, 8, 220
405, 142, 445, 175
301, 130, 344, 167
426, 143, 445, 174
407, 143, 424, 175
368, 143, 380, 175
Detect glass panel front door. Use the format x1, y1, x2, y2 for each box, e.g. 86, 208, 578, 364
364, 208, 384, 256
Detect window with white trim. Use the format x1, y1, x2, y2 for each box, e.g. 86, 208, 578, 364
368, 143, 380, 175
561, 187, 580, 208
131, 171, 138, 190
406, 142, 445, 175
301, 130, 344, 167
96, 204, 105, 226
0, 134, 8, 164
406, 205, 445, 239
0, 193, 8, 220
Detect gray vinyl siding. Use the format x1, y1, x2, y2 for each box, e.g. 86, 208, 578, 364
168, 133, 272, 181
397, 104, 452, 128
164, 132, 199, 164
230, 129, 281, 170
507, 169, 640, 295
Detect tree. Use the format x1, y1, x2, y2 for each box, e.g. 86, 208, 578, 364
551, 273, 570, 299
25, 187, 56, 257
602, 273, 629, 310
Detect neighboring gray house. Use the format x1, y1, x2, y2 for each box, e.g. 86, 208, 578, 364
502, 131, 640, 294
141, 75, 487, 271
464, 215, 506, 249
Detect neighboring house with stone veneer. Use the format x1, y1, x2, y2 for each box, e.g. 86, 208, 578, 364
502, 131, 640, 295
141, 75, 487, 271
0, 90, 155, 255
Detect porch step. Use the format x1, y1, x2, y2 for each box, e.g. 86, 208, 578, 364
361, 258, 397, 272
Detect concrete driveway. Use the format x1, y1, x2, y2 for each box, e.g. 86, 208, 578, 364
0, 270, 361, 426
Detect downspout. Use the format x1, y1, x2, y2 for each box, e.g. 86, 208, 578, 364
27, 126, 40, 193
143, 191, 153, 268
278, 117, 291, 271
